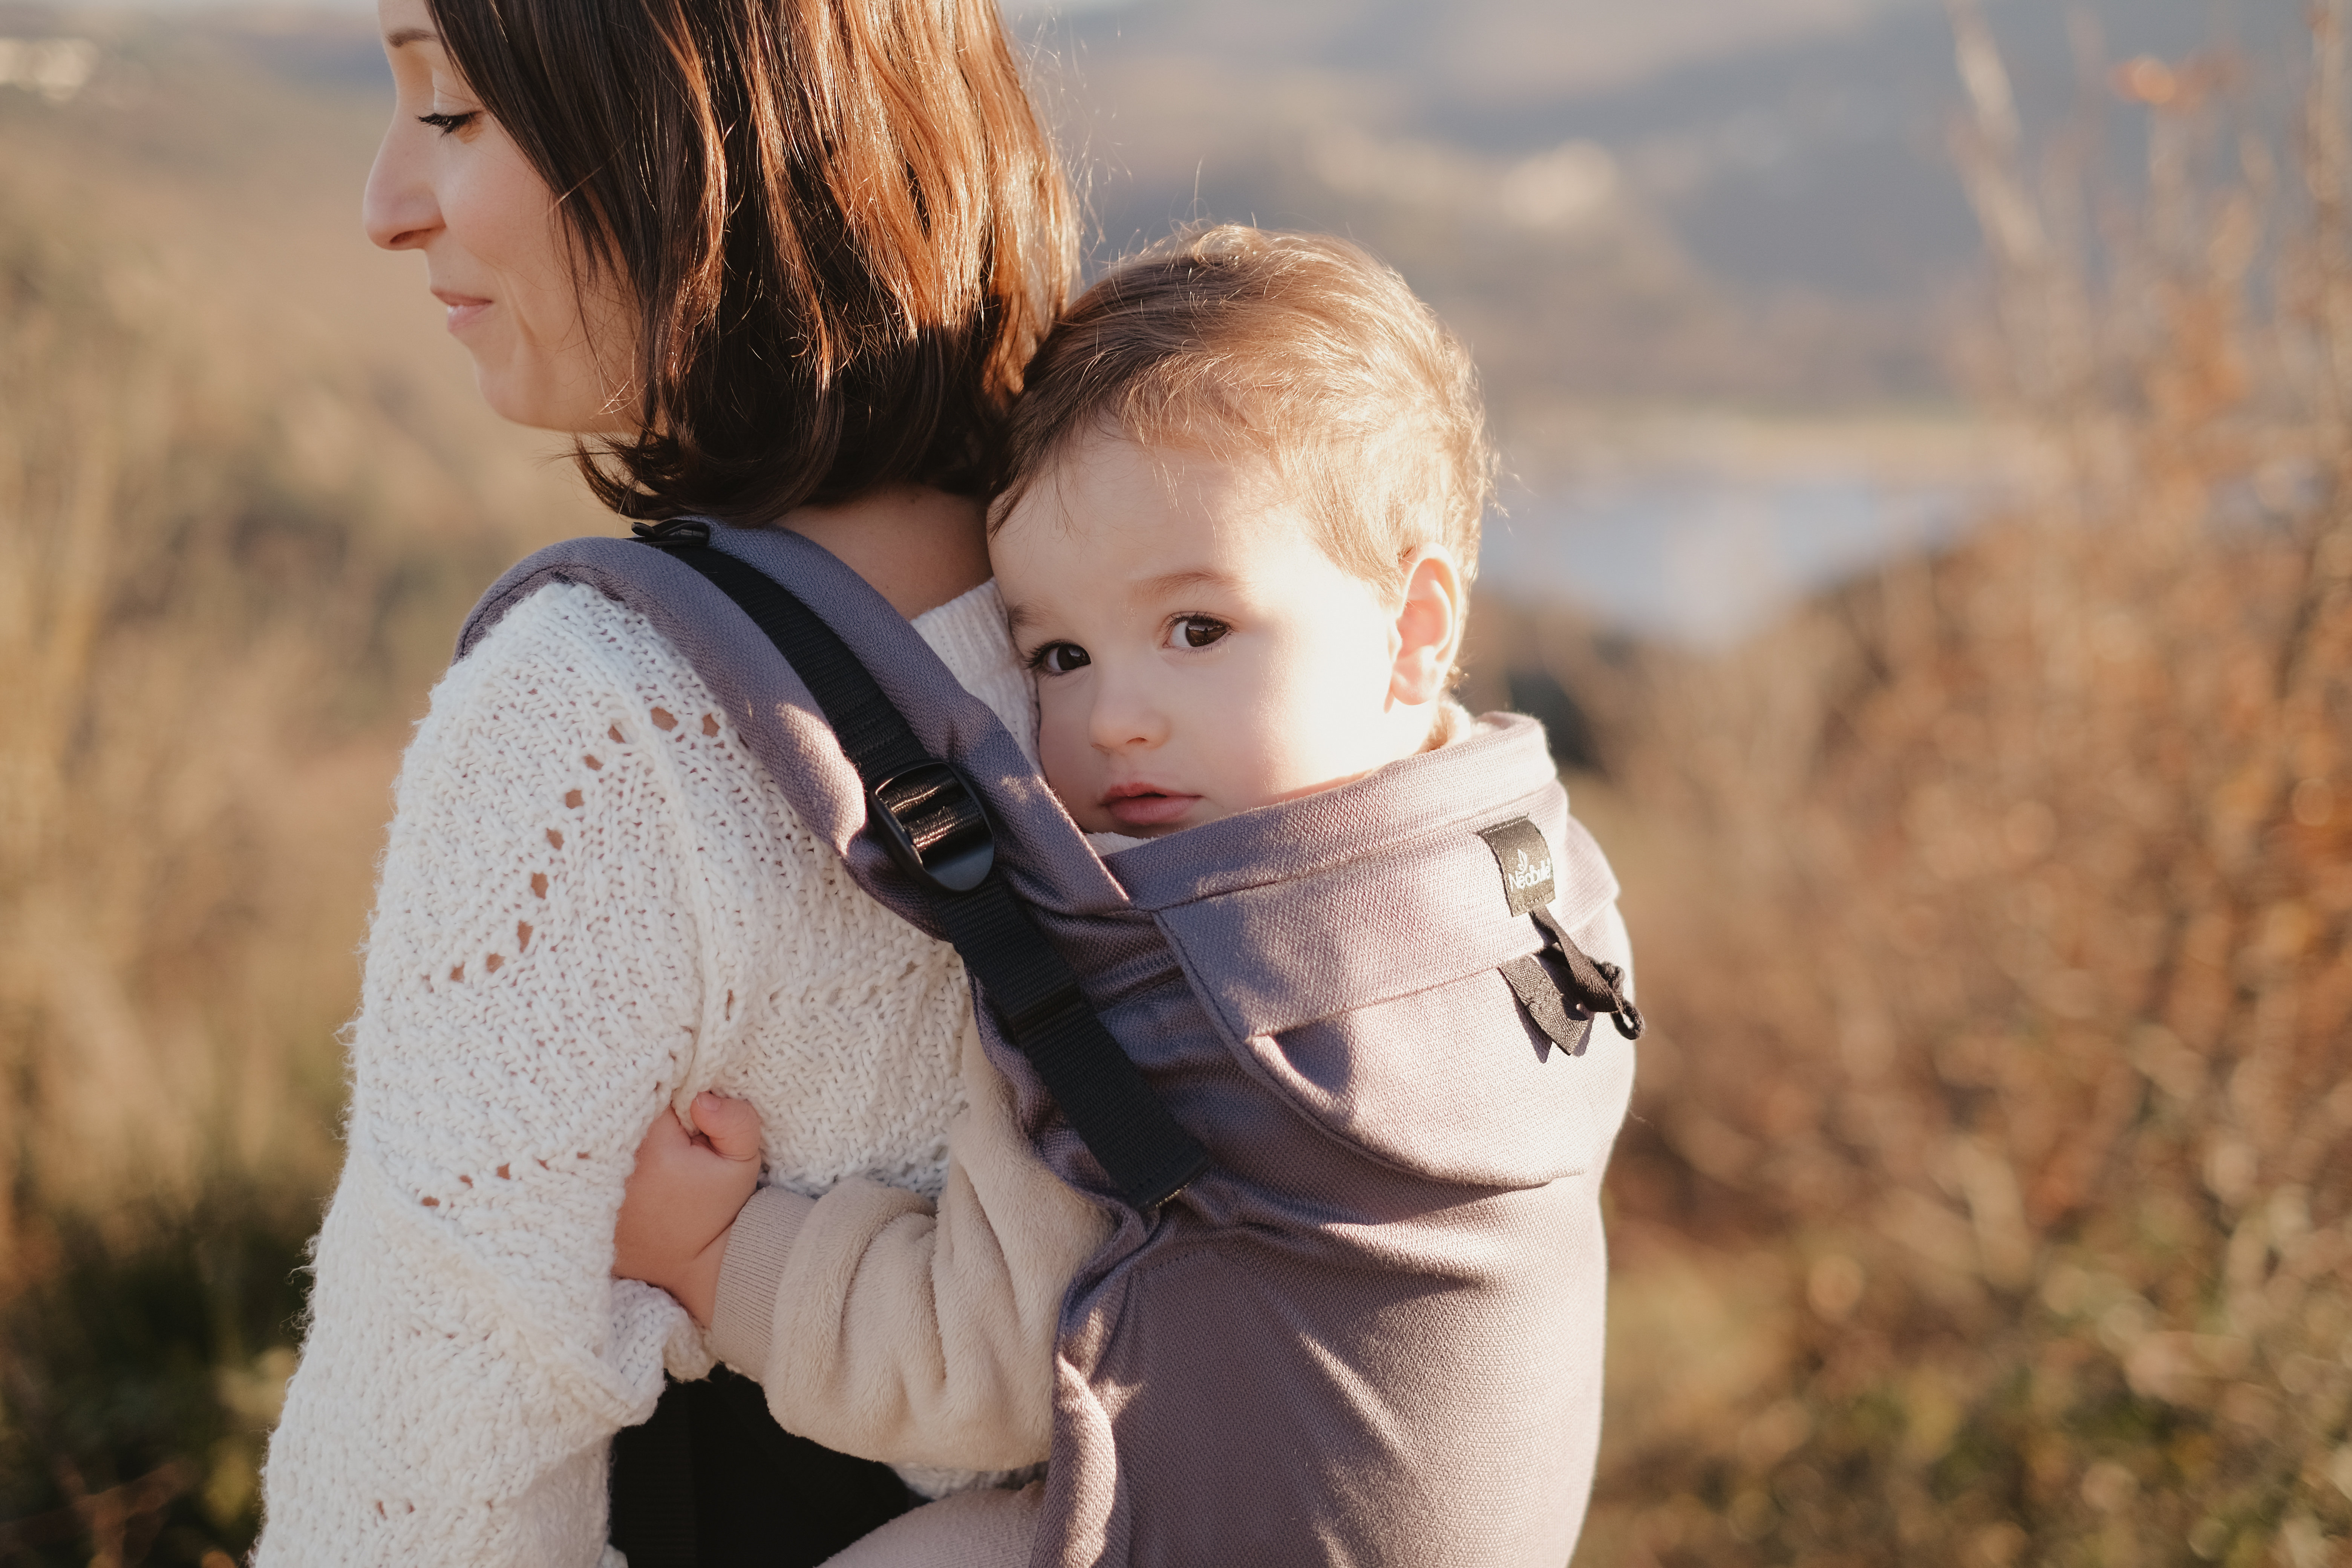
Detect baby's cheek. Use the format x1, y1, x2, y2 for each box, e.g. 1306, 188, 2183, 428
1036, 712, 1105, 830
1233, 657, 1390, 805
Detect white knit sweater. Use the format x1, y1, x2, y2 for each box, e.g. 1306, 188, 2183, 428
256, 576, 1038, 1568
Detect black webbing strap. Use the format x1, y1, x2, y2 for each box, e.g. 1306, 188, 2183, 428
641, 525, 1211, 1211
1498, 907, 1644, 1060
1531, 905, 1644, 1040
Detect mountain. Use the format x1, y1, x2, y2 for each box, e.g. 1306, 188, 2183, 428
0, 0, 2308, 485
1019, 0, 2299, 421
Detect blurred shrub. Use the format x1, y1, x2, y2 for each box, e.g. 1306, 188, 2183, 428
0, 195, 367, 1565
0, 63, 597, 1555
1517, 10, 2352, 1565
0, 1192, 315, 1566
0, 184, 508, 1235
3, 7, 2347, 1565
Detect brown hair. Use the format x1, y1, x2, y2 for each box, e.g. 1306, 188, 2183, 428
427, 0, 1074, 521
993, 225, 1493, 590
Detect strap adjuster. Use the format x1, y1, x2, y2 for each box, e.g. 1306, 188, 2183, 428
869, 761, 995, 893
1531, 906, 1644, 1041
631, 516, 714, 550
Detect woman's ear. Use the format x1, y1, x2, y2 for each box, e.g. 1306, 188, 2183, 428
1388, 546, 1466, 708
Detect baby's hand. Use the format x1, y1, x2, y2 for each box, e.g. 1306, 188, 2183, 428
614, 1092, 763, 1327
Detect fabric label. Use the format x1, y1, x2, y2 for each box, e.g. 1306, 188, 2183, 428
1476, 818, 1556, 917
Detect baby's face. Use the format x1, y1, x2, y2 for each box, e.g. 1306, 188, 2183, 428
992, 431, 1429, 838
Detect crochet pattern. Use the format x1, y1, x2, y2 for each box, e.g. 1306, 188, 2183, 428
257, 577, 1037, 1566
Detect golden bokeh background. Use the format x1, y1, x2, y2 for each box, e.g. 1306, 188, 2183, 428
1, 2, 2347, 1563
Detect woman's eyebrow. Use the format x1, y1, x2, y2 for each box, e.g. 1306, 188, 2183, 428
385, 27, 437, 47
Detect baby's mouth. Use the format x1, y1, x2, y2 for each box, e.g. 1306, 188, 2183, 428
1101, 786, 1199, 829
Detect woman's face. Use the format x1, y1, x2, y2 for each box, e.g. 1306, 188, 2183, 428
363, 0, 636, 433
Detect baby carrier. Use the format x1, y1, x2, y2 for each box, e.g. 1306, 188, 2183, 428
459, 522, 1642, 1568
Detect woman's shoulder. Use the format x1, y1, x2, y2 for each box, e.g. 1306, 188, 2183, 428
454, 565, 1035, 757
407, 563, 1034, 869
398, 576, 758, 845
419, 575, 742, 761
374, 574, 836, 1001
450, 574, 699, 693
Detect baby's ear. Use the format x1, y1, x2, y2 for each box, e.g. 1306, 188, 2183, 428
1389, 546, 1466, 707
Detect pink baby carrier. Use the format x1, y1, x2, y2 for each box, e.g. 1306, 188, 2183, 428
461, 521, 1641, 1567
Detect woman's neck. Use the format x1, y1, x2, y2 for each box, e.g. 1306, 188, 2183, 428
777, 483, 993, 620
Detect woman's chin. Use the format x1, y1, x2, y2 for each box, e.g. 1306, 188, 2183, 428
472, 364, 543, 429
473, 363, 635, 436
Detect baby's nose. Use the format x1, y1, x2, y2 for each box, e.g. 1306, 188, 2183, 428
1087, 684, 1168, 752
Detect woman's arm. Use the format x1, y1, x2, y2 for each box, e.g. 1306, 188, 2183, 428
257, 582, 770, 1566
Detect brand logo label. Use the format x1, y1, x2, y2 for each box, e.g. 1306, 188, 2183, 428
1476, 818, 1556, 916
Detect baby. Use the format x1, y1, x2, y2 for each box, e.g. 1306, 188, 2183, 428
987, 228, 1479, 848
619, 225, 1550, 1554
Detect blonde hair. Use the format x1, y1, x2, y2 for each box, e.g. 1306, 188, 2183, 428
993, 226, 1493, 591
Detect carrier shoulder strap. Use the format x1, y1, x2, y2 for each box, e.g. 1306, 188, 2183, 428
636, 519, 1210, 1212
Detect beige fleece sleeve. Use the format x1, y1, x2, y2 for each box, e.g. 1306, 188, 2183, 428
817, 1482, 1040, 1567
708, 1020, 1113, 1472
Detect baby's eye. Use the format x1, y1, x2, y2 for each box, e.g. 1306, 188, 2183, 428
1033, 642, 1091, 675
1170, 615, 1230, 650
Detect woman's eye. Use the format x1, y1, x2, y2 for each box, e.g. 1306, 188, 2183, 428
1035, 642, 1090, 675
1171, 615, 1230, 650
418, 110, 482, 135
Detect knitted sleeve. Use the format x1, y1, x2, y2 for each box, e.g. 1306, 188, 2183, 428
256, 580, 796, 1567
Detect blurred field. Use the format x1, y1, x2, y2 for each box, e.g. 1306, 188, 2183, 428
0, 14, 602, 1556
0, 3, 2348, 1565
1523, 9, 2352, 1560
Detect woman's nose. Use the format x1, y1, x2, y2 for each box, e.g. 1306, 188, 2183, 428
362, 122, 440, 252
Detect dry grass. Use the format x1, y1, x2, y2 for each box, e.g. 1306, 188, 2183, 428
0, 27, 602, 1557
2, 5, 2348, 1566
1468, 9, 2352, 1564
0, 78, 593, 1250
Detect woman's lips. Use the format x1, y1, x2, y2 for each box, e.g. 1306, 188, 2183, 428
1102, 789, 1198, 828
434, 292, 493, 333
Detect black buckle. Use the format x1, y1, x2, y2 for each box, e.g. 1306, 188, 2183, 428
869, 761, 995, 893
631, 517, 714, 550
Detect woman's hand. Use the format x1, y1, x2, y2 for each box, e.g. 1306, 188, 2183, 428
614, 1092, 764, 1326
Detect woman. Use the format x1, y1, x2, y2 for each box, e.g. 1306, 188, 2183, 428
256, 0, 1084, 1559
